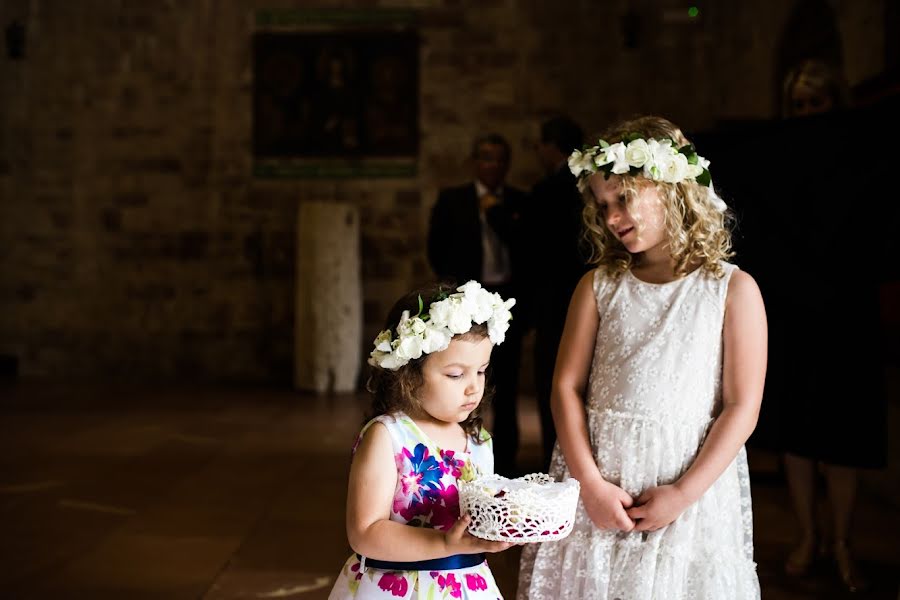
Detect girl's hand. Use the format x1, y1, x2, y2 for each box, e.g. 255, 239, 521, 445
625, 485, 691, 532
581, 477, 635, 531
444, 514, 515, 554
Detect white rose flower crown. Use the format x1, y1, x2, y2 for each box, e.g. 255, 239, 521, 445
568, 134, 728, 212
369, 281, 516, 371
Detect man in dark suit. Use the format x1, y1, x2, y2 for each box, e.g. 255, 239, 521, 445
427, 133, 528, 476
527, 116, 589, 470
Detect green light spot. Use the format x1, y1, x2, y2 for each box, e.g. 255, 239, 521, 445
688, 6, 700, 18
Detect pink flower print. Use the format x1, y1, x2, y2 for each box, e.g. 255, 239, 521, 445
377, 572, 409, 597
392, 493, 406, 516
439, 449, 465, 478
429, 495, 461, 531
399, 470, 423, 499
435, 573, 462, 598
465, 573, 488, 591
443, 484, 459, 507
349, 561, 362, 581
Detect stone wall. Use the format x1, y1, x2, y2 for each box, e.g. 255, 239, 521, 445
0, 0, 888, 380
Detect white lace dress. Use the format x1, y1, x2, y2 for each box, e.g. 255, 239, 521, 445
518, 263, 760, 600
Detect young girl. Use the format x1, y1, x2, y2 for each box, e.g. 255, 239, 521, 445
518, 116, 767, 599
329, 281, 517, 599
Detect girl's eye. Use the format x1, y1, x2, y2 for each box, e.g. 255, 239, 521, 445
446, 373, 463, 379
477, 370, 486, 376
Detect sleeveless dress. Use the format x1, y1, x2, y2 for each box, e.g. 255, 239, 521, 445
329, 412, 504, 599
518, 263, 760, 600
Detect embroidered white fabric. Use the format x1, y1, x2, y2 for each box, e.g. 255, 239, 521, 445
459, 473, 580, 543
517, 263, 761, 599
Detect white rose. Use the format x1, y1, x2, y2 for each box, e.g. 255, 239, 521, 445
395, 334, 423, 361
447, 304, 473, 334
421, 324, 452, 354
643, 139, 665, 178
468, 290, 495, 324
395, 310, 411, 332
645, 155, 665, 181
409, 317, 426, 335
486, 298, 516, 344
367, 351, 383, 367
378, 352, 406, 370
624, 139, 651, 168
645, 139, 674, 180
593, 149, 613, 167
456, 281, 486, 318
604, 143, 630, 174
685, 163, 704, 179
373, 330, 393, 353
427, 298, 452, 328
567, 149, 595, 176
456, 280, 482, 296
487, 317, 509, 344
661, 152, 689, 183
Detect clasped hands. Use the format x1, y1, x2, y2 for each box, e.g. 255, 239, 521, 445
582, 477, 692, 533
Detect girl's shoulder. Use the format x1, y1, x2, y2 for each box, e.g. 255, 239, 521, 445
591, 264, 625, 299
722, 264, 763, 304
705, 260, 742, 287
352, 412, 415, 456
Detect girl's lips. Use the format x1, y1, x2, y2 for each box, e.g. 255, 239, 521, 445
461, 402, 477, 411
617, 226, 635, 240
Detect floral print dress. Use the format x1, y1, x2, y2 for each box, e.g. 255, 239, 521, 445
329, 412, 503, 600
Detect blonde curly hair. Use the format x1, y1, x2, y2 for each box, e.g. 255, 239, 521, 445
581, 116, 733, 279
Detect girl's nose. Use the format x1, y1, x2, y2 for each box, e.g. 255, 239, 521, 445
606, 209, 621, 229
465, 376, 482, 395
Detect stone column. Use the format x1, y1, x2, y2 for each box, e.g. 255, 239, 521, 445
295, 201, 362, 393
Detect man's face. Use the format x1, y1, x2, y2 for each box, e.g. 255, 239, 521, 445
474, 142, 510, 190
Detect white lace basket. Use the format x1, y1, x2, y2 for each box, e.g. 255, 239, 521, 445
458, 473, 580, 543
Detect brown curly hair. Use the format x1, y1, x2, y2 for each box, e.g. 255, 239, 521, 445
365, 282, 493, 443
581, 116, 734, 279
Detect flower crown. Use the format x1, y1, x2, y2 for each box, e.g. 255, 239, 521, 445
569, 134, 712, 186
568, 134, 727, 212
369, 281, 516, 371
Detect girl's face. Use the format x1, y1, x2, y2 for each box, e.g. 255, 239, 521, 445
790, 81, 834, 117
417, 335, 493, 425
589, 174, 668, 256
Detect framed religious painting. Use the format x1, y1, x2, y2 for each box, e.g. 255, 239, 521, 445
253, 9, 419, 178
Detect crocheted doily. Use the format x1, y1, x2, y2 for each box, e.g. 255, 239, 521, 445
459, 473, 580, 543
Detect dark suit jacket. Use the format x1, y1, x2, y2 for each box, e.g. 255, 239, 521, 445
526, 166, 589, 323
427, 181, 528, 291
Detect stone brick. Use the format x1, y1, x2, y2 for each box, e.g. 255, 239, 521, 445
395, 189, 421, 209
101, 209, 122, 232
114, 193, 149, 207
0, 0, 886, 381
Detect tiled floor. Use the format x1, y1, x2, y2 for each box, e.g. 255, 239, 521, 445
0, 381, 897, 599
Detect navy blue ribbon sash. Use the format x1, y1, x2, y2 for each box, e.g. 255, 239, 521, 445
356, 552, 486, 572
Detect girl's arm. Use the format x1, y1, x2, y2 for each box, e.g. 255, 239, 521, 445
628, 270, 767, 531
346, 422, 512, 560
553, 270, 635, 531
